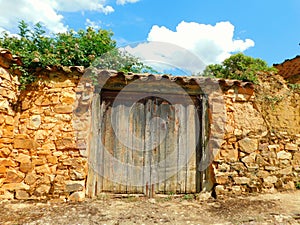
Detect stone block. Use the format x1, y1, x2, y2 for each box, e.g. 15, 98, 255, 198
214, 185, 226, 196
0, 158, 17, 167
44, 116, 58, 123
218, 147, 238, 162
50, 165, 57, 173
231, 186, 242, 195
41, 143, 56, 150
60, 92, 75, 104
241, 153, 256, 167
262, 182, 274, 189
268, 144, 280, 152
0, 189, 14, 199
35, 130, 49, 140
35, 96, 51, 106
20, 161, 34, 173
14, 138, 35, 149
37, 149, 52, 155
265, 166, 278, 171
5, 116, 14, 125
238, 138, 258, 153
0, 147, 11, 157
68, 191, 85, 202
47, 156, 58, 165
21, 101, 30, 110
15, 153, 31, 163
34, 184, 51, 196
285, 143, 298, 151
234, 177, 250, 185
35, 165, 51, 174
15, 190, 29, 200
230, 162, 246, 172
0, 99, 10, 112
215, 173, 229, 185
53, 105, 73, 114
79, 150, 87, 157
2, 182, 30, 191
247, 164, 259, 172
55, 114, 72, 122
49, 79, 76, 88
53, 151, 63, 157
24, 173, 38, 185
0, 165, 7, 174
0, 115, 4, 124
2, 126, 13, 138
0, 138, 13, 144
294, 166, 300, 172
277, 151, 292, 160
236, 94, 250, 102
70, 170, 86, 180
256, 170, 269, 178
293, 152, 300, 161
55, 138, 77, 150
27, 115, 41, 130
5, 170, 25, 183
0, 67, 11, 80
255, 154, 269, 166
32, 157, 47, 166
217, 163, 230, 172
263, 176, 278, 184
283, 181, 295, 190
278, 166, 293, 175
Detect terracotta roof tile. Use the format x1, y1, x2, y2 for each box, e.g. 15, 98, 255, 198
94, 70, 254, 92
0, 48, 22, 68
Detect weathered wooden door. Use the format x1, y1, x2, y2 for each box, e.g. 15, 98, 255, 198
87, 91, 206, 196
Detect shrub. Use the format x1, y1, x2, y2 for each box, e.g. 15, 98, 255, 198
201, 53, 277, 83
0, 21, 149, 88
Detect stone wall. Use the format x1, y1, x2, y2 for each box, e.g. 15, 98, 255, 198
0, 49, 299, 200
15, 69, 92, 201
213, 82, 300, 196
0, 50, 20, 199
0, 50, 92, 201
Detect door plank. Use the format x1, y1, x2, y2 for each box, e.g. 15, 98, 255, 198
186, 104, 197, 193
143, 99, 152, 195
176, 104, 187, 193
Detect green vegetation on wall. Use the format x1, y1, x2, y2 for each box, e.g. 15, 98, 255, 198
201, 53, 277, 83
0, 21, 149, 88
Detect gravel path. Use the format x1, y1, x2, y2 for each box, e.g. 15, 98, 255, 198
1, 190, 300, 225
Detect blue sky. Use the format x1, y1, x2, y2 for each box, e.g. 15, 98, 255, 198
1, 0, 300, 72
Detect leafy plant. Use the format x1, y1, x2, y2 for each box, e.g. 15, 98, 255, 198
0, 20, 150, 88
296, 182, 300, 189
182, 194, 194, 200
92, 48, 156, 73
288, 83, 300, 92
201, 53, 277, 83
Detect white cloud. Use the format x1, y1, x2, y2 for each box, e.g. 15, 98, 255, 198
125, 21, 255, 74
0, 0, 119, 34
116, 0, 140, 5
0, 0, 67, 33
85, 19, 102, 30
148, 21, 255, 65
52, 0, 114, 14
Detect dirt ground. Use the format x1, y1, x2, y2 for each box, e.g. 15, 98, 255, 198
1, 190, 300, 225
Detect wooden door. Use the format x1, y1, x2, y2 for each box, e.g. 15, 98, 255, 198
86, 91, 206, 197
